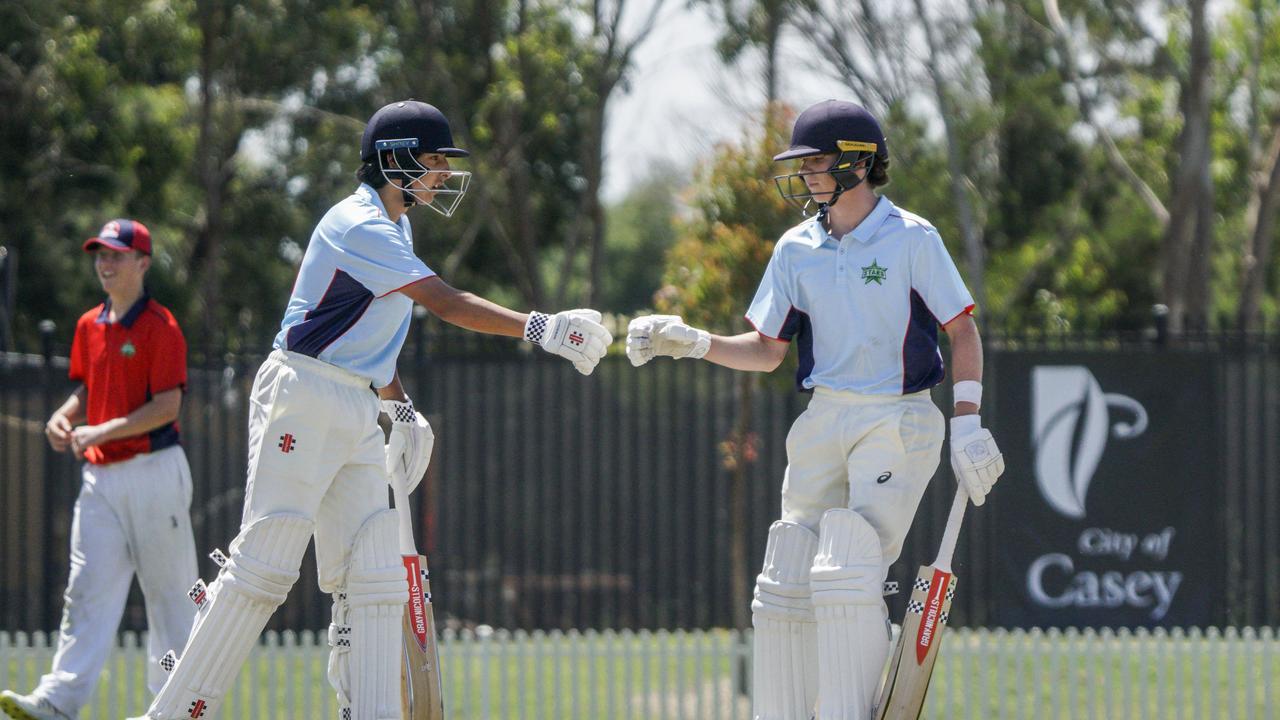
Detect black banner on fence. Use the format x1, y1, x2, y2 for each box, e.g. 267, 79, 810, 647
989, 353, 1221, 627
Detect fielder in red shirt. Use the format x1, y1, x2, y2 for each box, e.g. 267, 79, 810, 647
1, 220, 199, 720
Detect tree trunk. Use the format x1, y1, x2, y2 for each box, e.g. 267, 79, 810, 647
914, 0, 985, 310
192, 1, 225, 350
1239, 126, 1280, 331
1237, 0, 1273, 333
1043, 0, 1169, 227
582, 81, 609, 308
1247, 0, 1264, 161
763, 4, 780, 104
499, 104, 545, 308
502, 31, 546, 309
1162, 0, 1213, 334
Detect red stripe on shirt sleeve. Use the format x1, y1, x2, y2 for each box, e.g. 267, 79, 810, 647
939, 304, 976, 330
378, 273, 439, 298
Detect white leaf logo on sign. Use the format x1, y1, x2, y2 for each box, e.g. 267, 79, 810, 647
1032, 366, 1148, 518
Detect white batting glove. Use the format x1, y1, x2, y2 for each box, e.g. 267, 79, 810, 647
382, 398, 435, 495
524, 309, 612, 375
626, 315, 711, 367
950, 415, 1004, 506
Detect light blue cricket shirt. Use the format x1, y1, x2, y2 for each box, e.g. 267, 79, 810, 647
273, 184, 435, 387
745, 196, 975, 395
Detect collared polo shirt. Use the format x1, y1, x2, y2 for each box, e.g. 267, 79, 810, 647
745, 196, 975, 394
274, 184, 436, 387
69, 293, 187, 464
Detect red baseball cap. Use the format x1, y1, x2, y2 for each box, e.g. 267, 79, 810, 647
83, 219, 152, 255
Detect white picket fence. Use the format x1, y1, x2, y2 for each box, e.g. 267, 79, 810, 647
2, 626, 1277, 719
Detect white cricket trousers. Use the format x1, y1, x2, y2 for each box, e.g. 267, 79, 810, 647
240, 350, 390, 592
33, 445, 198, 716
140, 351, 398, 720
781, 387, 946, 584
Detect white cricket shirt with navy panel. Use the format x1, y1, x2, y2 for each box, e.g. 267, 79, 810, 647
273, 183, 435, 387
746, 196, 974, 395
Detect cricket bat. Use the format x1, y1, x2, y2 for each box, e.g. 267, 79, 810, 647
390, 469, 445, 720
873, 488, 969, 720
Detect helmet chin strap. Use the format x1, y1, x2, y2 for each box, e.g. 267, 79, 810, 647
817, 153, 872, 227
816, 192, 840, 227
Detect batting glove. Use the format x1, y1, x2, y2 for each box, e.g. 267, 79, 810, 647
949, 415, 1004, 506
382, 398, 434, 495
626, 315, 711, 367
524, 309, 612, 375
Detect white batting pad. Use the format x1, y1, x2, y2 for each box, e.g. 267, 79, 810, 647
327, 510, 408, 720
751, 520, 820, 720
143, 513, 313, 720
811, 508, 890, 720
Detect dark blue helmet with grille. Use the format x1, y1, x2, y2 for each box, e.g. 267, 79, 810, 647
773, 100, 888, 216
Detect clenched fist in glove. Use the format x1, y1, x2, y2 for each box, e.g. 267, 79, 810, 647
524, 309, 613, 375
383, 398, 434, 495
625, 315, 711, 367
949, 415, 1004, 506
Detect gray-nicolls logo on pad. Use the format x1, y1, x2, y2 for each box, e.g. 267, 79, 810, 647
1032, 366, 1148, 519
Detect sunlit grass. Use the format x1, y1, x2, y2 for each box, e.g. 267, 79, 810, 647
3, 626, 1276, 719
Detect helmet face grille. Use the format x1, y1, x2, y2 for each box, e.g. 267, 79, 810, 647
378, 150, 473, 217
774, 172, 822, 215
772, 151, 876, 216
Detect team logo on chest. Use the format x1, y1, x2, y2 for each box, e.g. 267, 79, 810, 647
860, 259, 888, 285
120, 340, 137, 357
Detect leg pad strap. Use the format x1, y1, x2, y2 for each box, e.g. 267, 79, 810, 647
145, 513, 313, 719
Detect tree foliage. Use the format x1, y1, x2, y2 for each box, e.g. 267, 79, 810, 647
5, 1, 1280, 351
652, 107, 800, 631
0, 0, 664, 352
655, 107, 795, 330
776, 0, 1280, 334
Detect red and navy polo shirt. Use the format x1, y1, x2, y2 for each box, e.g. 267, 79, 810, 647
68, 293, 188, 465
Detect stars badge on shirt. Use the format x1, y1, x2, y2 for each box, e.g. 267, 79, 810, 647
861, 259, 888, 285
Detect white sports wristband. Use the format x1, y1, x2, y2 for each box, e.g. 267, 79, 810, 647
953, 380, 982, 407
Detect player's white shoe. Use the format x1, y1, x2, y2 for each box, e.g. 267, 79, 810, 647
0, 691, 71, 720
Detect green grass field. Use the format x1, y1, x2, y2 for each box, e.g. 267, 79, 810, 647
3, 627, 1277, 719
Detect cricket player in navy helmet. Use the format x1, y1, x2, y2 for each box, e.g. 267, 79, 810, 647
133, 100, 611, 720
627, 99, 1004, 719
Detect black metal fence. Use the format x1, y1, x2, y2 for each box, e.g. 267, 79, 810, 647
2, 323, 1277, 633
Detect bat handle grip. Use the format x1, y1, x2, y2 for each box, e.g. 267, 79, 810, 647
932, 487, 969, 573
389, 473, 419, 557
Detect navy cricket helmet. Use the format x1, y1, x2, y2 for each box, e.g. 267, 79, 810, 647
361, 100, 472, 217
773, 100, 887, 215
361, 100, 469, 162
